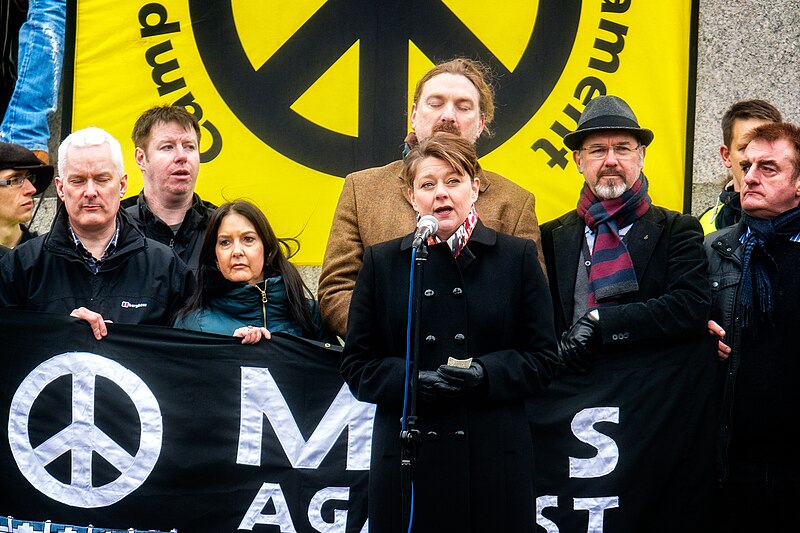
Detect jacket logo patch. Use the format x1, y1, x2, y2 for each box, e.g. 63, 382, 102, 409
121, 301, 148, 309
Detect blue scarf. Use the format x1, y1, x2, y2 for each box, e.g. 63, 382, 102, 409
738, 204, 800, 331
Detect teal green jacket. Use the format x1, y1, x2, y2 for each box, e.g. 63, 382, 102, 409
174, 275, 328, 341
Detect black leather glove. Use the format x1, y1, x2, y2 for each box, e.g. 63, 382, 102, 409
557, 332, 593, 373
437, 362, 486, 391
557, 312, 601, 374
418, 370, 463, 401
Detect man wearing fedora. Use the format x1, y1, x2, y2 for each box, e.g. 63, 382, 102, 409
540, 95, 710, 371
0, 141, 53, 257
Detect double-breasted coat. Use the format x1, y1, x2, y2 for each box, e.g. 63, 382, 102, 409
341, 221, 558, 532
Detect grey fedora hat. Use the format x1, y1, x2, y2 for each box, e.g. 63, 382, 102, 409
563, 95, 654, 151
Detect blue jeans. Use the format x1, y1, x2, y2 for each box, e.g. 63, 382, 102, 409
0, 0, 66, 151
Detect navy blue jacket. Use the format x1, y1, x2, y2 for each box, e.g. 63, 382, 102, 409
0, 206, 194, 325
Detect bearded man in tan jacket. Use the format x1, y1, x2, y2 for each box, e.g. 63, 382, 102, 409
318, 58, 544, 339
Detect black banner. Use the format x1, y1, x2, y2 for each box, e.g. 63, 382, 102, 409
2, 310, 716, 532
529, 336, 717, 532
0, 310, 371, 533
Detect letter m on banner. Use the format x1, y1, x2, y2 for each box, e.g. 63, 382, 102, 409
237, 367, 375, 470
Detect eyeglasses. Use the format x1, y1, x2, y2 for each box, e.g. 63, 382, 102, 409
0, 172, 36, 188
580, 144, 641, 160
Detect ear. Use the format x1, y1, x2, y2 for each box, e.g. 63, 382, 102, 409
134, 146, 147, 171
55, 176, 65, 200
471, 177, 480, 202
572, 150, 583, 173
119, 173, 128, 196
407, 187, 418, 211
410, 103, 418, 131
720, 144, 733, 169
475, 113, 485, 139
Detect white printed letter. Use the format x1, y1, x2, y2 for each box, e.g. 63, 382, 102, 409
569, 407, 619, 478
237, 368, 375, 469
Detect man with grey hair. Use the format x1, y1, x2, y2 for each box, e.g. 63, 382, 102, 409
530, 96, 714, 531
540, 95, 710, 371
0, 127, 194, 339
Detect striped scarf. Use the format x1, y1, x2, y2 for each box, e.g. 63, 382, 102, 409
577, 173, 652, 308
738, 204, 800, 331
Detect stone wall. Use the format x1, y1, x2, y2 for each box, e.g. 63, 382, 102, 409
691, 0, 800, 215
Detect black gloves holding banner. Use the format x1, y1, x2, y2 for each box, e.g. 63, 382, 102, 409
558, 312, 601, 374
418, 362, 486, 400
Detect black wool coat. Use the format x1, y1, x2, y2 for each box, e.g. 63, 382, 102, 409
541, 206, 711, 348
342, 220, 558, 533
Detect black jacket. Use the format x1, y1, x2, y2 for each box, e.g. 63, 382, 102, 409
704, 223, 745, 486
342, 221, 557, 532
0, 206, 195, 326
0, 223, 35, 258
123, 191, 215, 274
541, 206, 711, 348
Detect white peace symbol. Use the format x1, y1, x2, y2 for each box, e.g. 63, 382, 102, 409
7, 352, 163, 508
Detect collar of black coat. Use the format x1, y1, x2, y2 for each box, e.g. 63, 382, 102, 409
43, 200, 146, 264
123, 190, 216, 228
400, 218, 496, 251
707, 222, 745, 262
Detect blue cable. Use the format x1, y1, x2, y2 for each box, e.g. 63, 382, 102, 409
402, 247, 416, 430
402, 247, 416, 532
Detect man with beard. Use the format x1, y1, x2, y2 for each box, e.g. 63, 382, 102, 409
540, 95, 709, 373
318, 57, 543, 339
534, 96, 714, 531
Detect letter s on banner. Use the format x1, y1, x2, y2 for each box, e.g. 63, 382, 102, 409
569, 407, 620, 478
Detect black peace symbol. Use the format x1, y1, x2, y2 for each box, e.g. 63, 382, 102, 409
188, 0, 581, 176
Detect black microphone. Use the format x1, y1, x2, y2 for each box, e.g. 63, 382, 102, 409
412, 215, 439, 248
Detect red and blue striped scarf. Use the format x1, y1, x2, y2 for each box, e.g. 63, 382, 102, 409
577, 174, 652, 308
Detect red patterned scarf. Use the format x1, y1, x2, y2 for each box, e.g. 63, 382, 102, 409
427, 205, 478, 258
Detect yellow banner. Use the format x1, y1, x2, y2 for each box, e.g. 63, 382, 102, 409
69, 1, 695, 264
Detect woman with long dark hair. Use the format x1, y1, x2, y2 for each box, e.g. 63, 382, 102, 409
174, 200, 327, 343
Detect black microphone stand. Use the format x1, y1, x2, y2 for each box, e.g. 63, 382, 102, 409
400, 238, 429, 530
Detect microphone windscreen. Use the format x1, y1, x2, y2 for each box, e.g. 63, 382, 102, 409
418, 214, 439, 233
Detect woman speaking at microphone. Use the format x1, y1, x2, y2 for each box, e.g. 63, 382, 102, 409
341, 133, 558, 532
